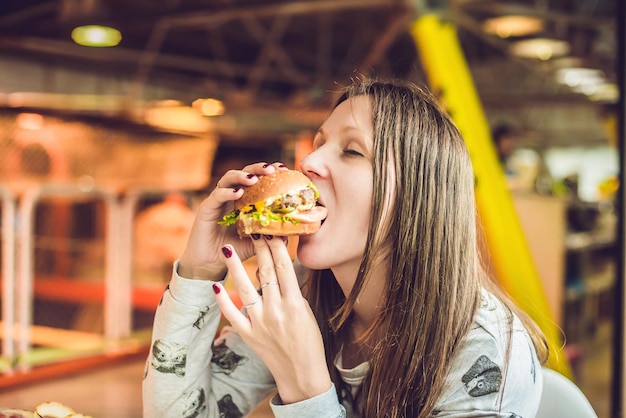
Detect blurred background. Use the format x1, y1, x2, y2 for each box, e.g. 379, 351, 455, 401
0, 0, 620, 417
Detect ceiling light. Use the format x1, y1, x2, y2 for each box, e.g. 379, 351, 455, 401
555, 68, 605, 88
483, 15, 544, 38
554, 68, 617, 102
71, 25, 121, 47
509, 38, 570, 60
192, 98, 225, 117
586, 83, 619, 102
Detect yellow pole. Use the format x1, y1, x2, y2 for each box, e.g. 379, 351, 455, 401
411, 14, 571, 376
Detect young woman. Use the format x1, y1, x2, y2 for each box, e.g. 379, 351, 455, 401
143, 78, 549, 417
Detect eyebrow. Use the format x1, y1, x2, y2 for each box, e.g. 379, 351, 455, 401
316, 125, 365, 136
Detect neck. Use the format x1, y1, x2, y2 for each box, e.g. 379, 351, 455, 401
332, 260, 387, 338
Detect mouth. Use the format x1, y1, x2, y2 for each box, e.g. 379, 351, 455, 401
315, 199, 327, 225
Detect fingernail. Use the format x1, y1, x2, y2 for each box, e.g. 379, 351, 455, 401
251, 233, 261, 240
246, 173, 256, 179
279, 164, 287, 168
221, 246, 233, 258
264, 235, 273, 240
282, 238, 288, 245
262, 163, 270, 168
212, 283, 221, 294
233, 187, 241, 192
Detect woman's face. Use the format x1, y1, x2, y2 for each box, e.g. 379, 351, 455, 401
297, 95, 374, 275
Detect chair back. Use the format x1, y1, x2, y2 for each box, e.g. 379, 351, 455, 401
536, 367, 598, 418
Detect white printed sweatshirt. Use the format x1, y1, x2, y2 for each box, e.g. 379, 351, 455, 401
142, 262, 543, 417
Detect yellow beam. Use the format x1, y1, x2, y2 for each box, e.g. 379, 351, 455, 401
411, 14, 570, 376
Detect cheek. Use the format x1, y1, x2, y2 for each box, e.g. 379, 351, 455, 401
344, 185, 372, 219
337, 190, 372, 244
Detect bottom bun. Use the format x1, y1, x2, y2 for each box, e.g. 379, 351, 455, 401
237, 217, 321, 237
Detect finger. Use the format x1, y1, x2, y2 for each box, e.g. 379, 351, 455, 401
251, 234, 281, 305
216, 169, 259, 190
212, 282, 251, 333
205, 186, 244, 210
270, 162, 289, 171
242, 162, 277, 175
264, 236, 299, 297
220, 245, 262, 309
215, 161, 280, 193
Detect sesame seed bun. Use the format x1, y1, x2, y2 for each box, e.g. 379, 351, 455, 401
235, 170, 312, 210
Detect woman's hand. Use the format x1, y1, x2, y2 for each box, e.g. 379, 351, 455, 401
212, 236, 332, 404
178, 162, 285, 281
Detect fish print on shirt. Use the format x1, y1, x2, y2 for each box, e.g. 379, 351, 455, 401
193, 306, 210, 329
211, 340, 247, 375
151, 339, 187, 377
181, 387, 207, 418
461, 355, 502, 397
217, 394, 243, 418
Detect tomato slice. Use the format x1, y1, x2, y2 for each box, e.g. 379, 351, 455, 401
289, 206, 328, 223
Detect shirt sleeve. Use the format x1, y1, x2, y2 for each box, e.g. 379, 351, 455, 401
270, 385, 346, 418
142, 261, 276, 418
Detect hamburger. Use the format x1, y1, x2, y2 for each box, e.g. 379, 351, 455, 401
218, 169, 327, 237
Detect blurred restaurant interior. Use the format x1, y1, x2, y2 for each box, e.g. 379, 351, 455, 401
0, 0, 622, 416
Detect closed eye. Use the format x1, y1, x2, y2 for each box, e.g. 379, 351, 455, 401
343, 149, 364, 157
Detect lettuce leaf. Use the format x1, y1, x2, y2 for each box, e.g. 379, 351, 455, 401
217, 208, 301, 227
217, 210, 240, 226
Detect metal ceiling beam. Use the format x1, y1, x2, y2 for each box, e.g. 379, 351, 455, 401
0, 2, 57, 28
357, 11, 413, 76
161, 0, 406, 28
125, 0, 405, 101
0, 36, 307, 83
240, 12, 308, 94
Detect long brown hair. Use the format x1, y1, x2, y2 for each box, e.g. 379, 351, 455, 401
305, 78, 548, 417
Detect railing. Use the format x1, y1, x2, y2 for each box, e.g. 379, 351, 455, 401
1, 183, 198, 375
1, 185, 17, 372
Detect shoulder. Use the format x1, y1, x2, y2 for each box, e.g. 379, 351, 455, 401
433, 289, 543, 417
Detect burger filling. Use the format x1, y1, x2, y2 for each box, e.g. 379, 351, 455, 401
218, 184, 320, 227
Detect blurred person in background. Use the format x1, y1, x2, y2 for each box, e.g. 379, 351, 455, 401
492, 123, 519, 172
143, 78, 549, 417
492, 123, 552, 194
133, 193, 195, 284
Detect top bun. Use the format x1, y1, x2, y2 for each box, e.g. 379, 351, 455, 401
236, 170, 311, 210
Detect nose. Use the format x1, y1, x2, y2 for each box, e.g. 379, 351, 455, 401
299, 147, 328, 180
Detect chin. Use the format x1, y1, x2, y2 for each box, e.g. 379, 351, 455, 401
296, 234, 325, 269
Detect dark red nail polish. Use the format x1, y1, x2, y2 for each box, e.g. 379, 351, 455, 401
251, 233, 261, 240
233, 187, 241, 192
262, 163, 270, 168
222, 246, 233, 258
246, 173, 256, 179
264, 235, 273, 240
212, 284, 221, 294
279, 164, 287, 168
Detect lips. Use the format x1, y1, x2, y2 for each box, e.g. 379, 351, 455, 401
315, 195, 327, 225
